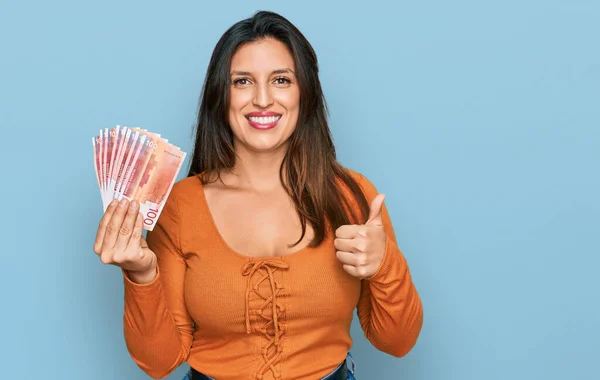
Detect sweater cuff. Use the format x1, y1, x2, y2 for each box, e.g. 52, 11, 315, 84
366, 234, 406, 284
122, 267, 162, 299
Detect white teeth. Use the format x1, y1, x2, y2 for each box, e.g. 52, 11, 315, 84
248, 116, 281, 124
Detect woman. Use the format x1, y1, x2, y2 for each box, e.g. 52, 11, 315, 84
93, 10, 423, 380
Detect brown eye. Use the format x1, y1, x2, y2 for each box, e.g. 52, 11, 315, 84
233, 78, 250, 86
274, 77, 291, 85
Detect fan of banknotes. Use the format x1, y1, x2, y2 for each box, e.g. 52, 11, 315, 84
92, 125, 187, 231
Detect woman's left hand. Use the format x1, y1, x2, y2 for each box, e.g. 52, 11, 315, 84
334, 194, 387, 279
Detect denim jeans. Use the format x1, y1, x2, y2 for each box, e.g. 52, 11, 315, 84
182, 352, 356, 380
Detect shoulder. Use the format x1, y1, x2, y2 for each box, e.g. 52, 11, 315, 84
169, 174, 204, 200
159, 174, 205, 220
152, 174, 213, 241
340, 167, 379, 200
344, 167, 367, 185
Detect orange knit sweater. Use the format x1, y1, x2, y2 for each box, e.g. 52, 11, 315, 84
122, 170, 423, 380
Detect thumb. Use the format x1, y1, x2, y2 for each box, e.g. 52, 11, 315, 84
366, 193, 385, 225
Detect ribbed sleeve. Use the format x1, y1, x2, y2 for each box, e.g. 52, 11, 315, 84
355, 173, 424, 357
122, 187, 194, 379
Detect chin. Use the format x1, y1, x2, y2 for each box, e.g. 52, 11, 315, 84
243, 136, 288, 153
232, 124, 292, 153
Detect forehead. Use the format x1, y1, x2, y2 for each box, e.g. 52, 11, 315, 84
231, 39, 295, 73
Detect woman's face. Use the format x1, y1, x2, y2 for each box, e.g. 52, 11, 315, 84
228, 38, 300, 153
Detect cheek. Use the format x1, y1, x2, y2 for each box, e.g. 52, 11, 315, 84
228, 91, 251, 122
276, 90, 300, 113
229, 91, 245, 110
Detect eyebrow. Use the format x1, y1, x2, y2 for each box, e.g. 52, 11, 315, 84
230, 68, 295, 76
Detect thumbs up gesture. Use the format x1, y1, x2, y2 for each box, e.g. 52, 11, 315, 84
334, 194, 387, 279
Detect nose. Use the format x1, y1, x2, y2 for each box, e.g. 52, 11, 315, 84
252, 82, 274, 108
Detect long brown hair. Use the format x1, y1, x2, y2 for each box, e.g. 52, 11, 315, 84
188, 10, 370, 247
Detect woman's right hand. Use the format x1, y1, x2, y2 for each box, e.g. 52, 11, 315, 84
93, 198, 158, 284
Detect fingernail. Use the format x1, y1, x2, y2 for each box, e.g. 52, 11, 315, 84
119, 198, 128, 208
129, 200, 138, 211
110, 199, 118, 207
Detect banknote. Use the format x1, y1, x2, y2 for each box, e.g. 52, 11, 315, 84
107, 126, 131, 206
93, 136, 102, 206
113, 130, 141, 203
105, 125, 121, 203
117, 132, 147, 200
104, 127, 118, 207
92, 125, 186, 231
102, 128, 108, 200
133, 142, 186, 230
99, 130, 105, 205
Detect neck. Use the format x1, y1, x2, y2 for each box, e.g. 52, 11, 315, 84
226, 142, 288, 192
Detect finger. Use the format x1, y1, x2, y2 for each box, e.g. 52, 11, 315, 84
334, 237, 367, 253
342, 264, 369, 278
114, 200, 140, 252
342, 263, 371, 279
366, 193, 386, 226
127, 211, 144, 249
335, 224, 361, 239
334, 237, 353, 252
101, 198, 131, 252
94, 199, 119, 254
336, 250, 362, 266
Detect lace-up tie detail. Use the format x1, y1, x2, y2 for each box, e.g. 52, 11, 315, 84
242, 259, 290, 379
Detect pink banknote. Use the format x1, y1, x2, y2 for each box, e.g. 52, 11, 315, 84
132, 142, 186, 230
107, 126, 131, 205
93, 125, 186, 230
92, 136, 101, 198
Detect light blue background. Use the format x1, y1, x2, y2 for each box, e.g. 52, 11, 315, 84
1, 0, 598, 379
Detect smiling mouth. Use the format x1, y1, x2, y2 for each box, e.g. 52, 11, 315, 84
246, 115, 281, 124
245, 114, 282, 130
